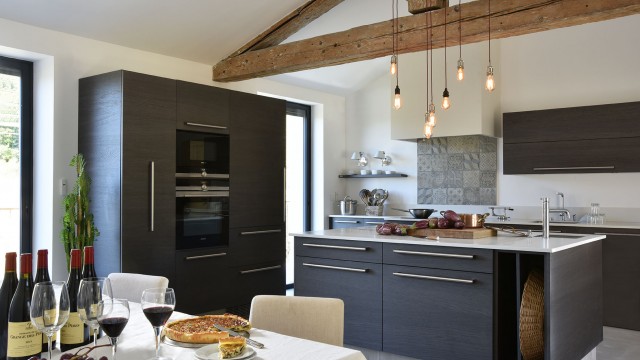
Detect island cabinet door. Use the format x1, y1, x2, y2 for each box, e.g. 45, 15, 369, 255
383, 264, 493, 359
294, 256, 382, 350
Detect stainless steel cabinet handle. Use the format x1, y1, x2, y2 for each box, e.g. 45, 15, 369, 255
303, 263, 368, 273
302, 243, 368, 251
240, 229, 282, 236
283, 167, 286, 223
393, 249, 474, 259
393, 272, 475, 284
240, 265, 282, 274
185, 252, 227, 260
334, 220, 360, 224
184, 122, 228, 130
365, 221, 386, 225
533, 166, 615, 171
150, 161, 155, 232
594, 232, 640, 237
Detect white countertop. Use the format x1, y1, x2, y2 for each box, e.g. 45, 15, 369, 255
329, 215, 640, 230
292, 227, 605, 253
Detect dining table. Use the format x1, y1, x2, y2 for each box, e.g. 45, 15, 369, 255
50, 302, 367, 360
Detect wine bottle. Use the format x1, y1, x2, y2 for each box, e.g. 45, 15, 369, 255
81, 246, 97, 279
60, 249, 90, 351
0, 252, 19, 360
7, 253, 40, 360
34, 249, 56, 353
81, 246, 100, 342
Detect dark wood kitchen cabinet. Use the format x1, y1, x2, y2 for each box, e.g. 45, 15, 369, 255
79, 70, 176, 280
176, 80, 229, 133
503, 101, 640, 174
295, 238, 383, 350
228, 91, 286, 228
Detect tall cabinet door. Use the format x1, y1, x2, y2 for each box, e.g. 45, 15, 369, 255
121, 71, 176, 280
229, 92, 286, 228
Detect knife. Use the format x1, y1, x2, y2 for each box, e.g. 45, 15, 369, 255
213, 324, 265, 349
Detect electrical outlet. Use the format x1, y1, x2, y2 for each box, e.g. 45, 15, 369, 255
59, 178, 67, 196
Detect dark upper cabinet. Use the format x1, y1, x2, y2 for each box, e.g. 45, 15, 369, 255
176, 80, 229, 133
228, 91, 286, 228
79, 70, 176, 281
503, 101, 640, 174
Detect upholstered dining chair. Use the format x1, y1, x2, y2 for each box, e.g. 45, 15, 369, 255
107, 272, 169, 303
249, 295, 345, 347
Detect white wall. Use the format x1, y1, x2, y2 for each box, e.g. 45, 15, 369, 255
346, 15, 640, 220
0, 18, 346, 280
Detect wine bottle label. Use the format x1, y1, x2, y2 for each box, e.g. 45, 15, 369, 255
61, 311, 84, 344
78, 303, 99, 320
7, 321, 41, 357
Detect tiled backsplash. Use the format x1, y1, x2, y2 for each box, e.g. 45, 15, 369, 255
417, 135, 497, 205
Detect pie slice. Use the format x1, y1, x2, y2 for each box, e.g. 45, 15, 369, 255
218, 336, 246, 359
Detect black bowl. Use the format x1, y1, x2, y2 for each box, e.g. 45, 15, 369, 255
408, 209, 436, 219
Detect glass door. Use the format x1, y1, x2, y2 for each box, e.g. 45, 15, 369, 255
0, 55, 33, 269
285, 102, 311, 287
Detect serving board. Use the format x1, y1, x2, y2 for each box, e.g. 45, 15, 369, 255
407, 227, 497, 239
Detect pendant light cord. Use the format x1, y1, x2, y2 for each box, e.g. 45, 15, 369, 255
458, 0, 462, 59
444, 2, 447, 88
425, 5, 429, 106
488, 0, 491, 65
430, 10, 433, 103
394, 0, 399, 86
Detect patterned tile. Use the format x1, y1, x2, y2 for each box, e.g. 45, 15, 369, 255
463, 171, 480, 188
461, 136, 481, 153
479, 152, 497, 171
480, 171, 497, 187
446, 171, 463, 187
417, 139, 431, 155
432, 188, 448, 204
479, 188, 497, 205
463, 188, 480, 205
418, 155, 430, 172
418, 188, 432, 204
447, 188, 464, 205
480, 136, 498, 152
427, 171, 447, 188
431, 154, 448, 171
417, 172, 429, 188
463, 154, 480, 170
431, 138, 448, 154
447, 137, 465, 154
447, 154, 464, 171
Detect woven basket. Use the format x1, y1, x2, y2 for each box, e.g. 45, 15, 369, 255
520, 269, 544, 360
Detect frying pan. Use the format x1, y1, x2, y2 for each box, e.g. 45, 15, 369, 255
392, 208, 437, 219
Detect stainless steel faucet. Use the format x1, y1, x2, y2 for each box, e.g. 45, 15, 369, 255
541, 197, 550, 240
549, 191, 572, 221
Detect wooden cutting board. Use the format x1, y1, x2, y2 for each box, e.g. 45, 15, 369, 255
407, 227, 497, 239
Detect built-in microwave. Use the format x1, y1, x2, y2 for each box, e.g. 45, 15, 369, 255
176, 130, 230, 175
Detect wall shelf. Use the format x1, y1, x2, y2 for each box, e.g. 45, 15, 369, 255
338, 173, 408, 178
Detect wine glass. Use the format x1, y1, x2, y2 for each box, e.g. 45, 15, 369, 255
77, 277, 113, 346
97, 299, 130, 360
30, 281, 70, 360
141, 288, 176, 360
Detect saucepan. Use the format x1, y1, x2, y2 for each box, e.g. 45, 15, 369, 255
392, 208, 437, 219
458, 213, 490, 228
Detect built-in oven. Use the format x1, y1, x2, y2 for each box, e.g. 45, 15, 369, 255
176, 130, 229, 175
175, 177, 230, 250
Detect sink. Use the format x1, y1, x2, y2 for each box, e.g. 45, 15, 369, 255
531, 220, 580, 224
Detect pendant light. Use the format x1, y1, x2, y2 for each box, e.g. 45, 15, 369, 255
441, 3, 450, 110
456, 0, 464, 81
391, 0, 402, 110
485, 0, 495, 92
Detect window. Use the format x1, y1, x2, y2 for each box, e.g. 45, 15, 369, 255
0, 55, 33, 267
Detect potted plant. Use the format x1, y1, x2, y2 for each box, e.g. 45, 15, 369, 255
61, 153, 99, 269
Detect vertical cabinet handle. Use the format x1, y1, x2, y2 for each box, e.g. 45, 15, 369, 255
283, 167, 286, 223
150, 161, 155, 231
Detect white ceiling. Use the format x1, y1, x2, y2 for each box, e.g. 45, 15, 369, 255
0, 0, 415, 95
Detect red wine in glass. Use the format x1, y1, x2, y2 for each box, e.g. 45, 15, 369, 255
143, 306, 174, 327
98, 317, 129, 338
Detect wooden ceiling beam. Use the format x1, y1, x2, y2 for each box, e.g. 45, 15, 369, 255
227, 0, 344, 58
213, 0, 640, 82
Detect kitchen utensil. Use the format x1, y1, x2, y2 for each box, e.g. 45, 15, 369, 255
213, 324, 265, 349
379, 190, 389, 205
392, 208, 436, 219
339, 196, 358, 215
459, 213, 490, 228
359, 189, 371, 206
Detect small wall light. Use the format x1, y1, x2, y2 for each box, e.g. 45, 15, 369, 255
351, 152, 368, 167
374, 151, 392, 166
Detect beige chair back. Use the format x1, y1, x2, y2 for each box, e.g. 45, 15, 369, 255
107, 272, 169, 303
249, 295, 345, 347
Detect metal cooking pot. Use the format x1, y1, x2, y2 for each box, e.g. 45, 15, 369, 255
459, 213, 490, 228
339, 196, 358, 215
393, 208, 436, 219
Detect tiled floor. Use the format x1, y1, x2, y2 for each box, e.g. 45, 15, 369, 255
598, 326, 640, 360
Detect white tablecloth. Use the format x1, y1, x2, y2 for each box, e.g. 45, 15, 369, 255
52, 302, 366, 360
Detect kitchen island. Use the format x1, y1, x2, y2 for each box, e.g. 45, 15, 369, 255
293, 228, 605, 360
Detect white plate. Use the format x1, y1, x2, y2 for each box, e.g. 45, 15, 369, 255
194, 344, 256, 360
